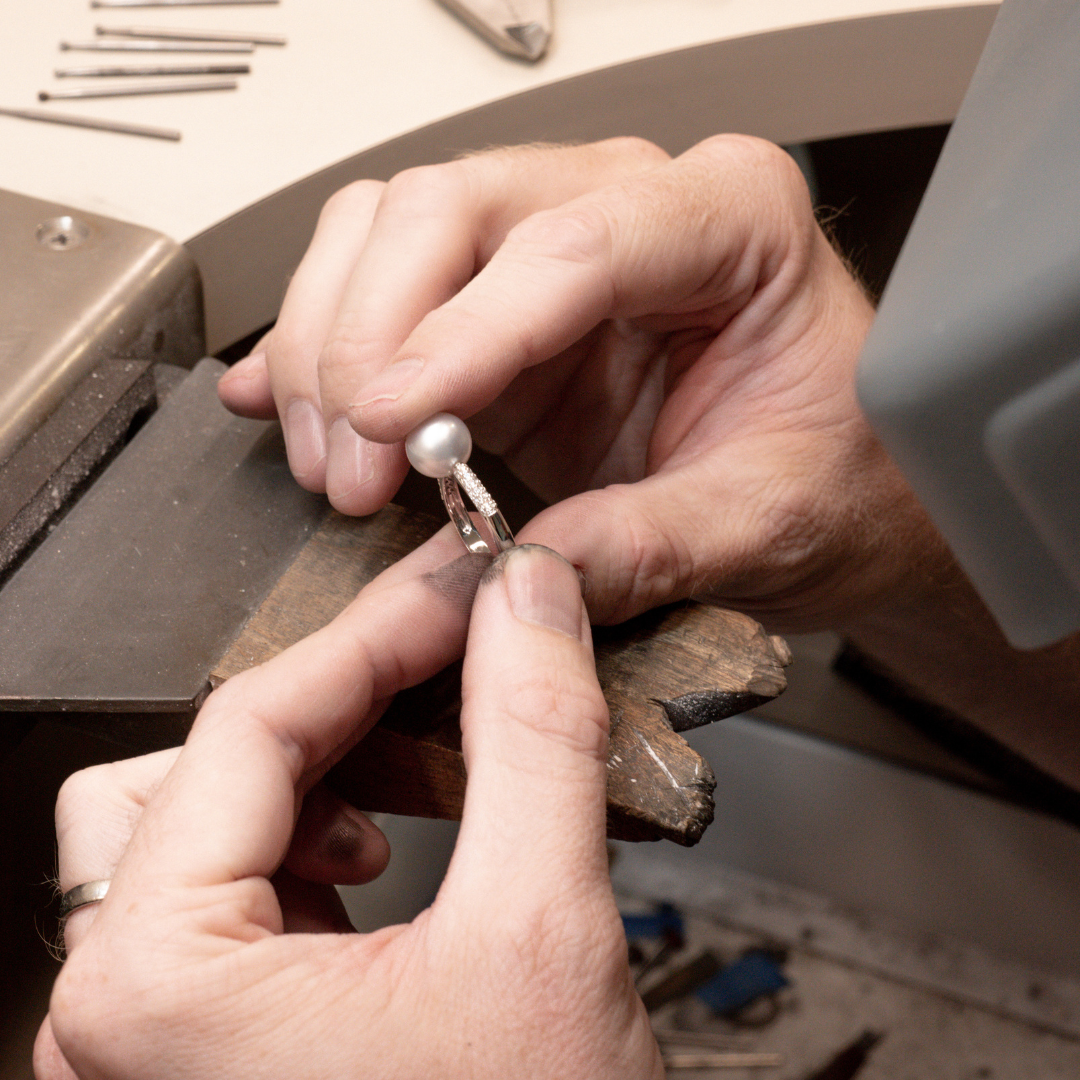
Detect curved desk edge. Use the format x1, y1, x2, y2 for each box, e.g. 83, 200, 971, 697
190, 5, 998, 353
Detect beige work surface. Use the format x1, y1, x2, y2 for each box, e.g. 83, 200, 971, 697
0, 1, 997, 351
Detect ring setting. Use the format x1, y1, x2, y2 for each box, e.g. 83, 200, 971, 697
405, 413, 515, 556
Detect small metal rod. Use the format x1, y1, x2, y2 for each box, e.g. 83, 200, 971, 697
652, 1028, 756, 1051
55, 63, 250, 76
92, 0, 278, 6
62, 39, 256, 52
661, 1052, 785, 1070
95, 24, 287, 45
0, 105, 181, 140
39, 78, 238, 100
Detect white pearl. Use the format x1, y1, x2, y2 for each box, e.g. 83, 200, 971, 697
405, 413, 472, 478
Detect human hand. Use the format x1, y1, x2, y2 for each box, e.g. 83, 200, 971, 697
37, 540, 661, 1080
219, 136, 948, 633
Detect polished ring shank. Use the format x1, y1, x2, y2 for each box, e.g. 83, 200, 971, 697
439, 462, 515, 555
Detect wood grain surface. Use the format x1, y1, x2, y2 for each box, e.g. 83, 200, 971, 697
212, 506, 790, 845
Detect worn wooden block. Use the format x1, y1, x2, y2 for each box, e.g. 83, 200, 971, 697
212, 505, 790, 846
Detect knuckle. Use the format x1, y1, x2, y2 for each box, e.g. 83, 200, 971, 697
750, 468, 823, 558
55, 767, 96, 817
698, 133, 811, 206
50, 955, 129, 1068
715, 472, 825, 602
379, 161, 470, 214
266, 318, 313, 368
55, 765, 112, 833
317, 331, 360, 378
317, 325, 385, 383
599, 135, 670, 168
696, 132, 784, 170
507, 202, 615, 268
52, 948, 193, 1077
318, 178, 383, 225
499, 667, 609, 761
611, 500, 694, 617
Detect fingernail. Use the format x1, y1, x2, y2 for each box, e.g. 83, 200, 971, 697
221, 350, 265, 382
350, 356, 425, 410
284, 399, 326, 479
326, 416, 374, 498
500, 545, 586, 642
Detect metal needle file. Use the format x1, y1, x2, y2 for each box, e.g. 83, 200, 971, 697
40, 78, 238, 100
0, 106, 181, 140
96, 25, 287, 45
63, 39, 255, 52
55, 63, 250, 76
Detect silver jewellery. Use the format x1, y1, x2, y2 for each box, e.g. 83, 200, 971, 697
405, 414, 515, 556
59, 878, 111, 919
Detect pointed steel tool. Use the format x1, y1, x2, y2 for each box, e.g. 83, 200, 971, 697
40, 78, 238, 100
62, 39, 256, 52
96, 25, 287, 46
55, 64, 250, 76
0, 105, 181, 139
434, 0, 552, 61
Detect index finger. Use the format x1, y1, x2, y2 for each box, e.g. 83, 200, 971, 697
345, 135, 817, 445
315, 139, 671, 434
104, 525, 486, 901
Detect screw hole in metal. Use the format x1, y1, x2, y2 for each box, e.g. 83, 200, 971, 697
36, 215, 90, 251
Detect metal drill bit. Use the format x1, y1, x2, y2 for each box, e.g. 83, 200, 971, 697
55, 63, 250, 76
0, 105, 181, 140
39, 78, 238, 100
96, 24, 286, 45
92, 0, 278, 6
62, 39, 255, 52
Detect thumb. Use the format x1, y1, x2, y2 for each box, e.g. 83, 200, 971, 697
518, 465, 723, 625
441, 544, 610, 908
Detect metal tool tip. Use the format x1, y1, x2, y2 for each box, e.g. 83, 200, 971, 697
506, 21, 549, 60
37, 91, 50, 101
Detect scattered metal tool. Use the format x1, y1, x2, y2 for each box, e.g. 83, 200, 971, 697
434, 0, 552, 61
96, 24, 286, 45
55, 63, 250, 77
651, 1028, 756, 1052
92, 0, 278, 6
62, 39, 255, 52
640, 952, 724, 1012
662, 1051, 784, 1070
40, 78, 238, 100
0, 105, 181, 139
800, 1031, 883, 1080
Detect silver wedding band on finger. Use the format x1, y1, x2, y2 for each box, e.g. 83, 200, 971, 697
405, 414, 515, 556
59, 879, 111, 919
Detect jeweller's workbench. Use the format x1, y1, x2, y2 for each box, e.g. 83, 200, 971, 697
9, 4, 1080, 1075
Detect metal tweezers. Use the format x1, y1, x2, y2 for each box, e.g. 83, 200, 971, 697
434, 0, 552, 62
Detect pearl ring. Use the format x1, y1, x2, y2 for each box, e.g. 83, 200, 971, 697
405, 413, 515, 556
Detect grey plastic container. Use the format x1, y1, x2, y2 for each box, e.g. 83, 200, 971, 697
857, 0, 1080, 649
